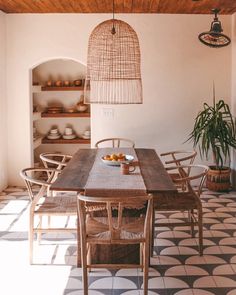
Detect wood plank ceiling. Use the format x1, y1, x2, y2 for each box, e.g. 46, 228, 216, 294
0, 0, 236, 14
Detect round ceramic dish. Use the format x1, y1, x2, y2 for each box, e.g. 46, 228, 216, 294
101, 155, 134, 166
47, 134, 61, 140
82, 135, 91, 139
62, 134, 76, 140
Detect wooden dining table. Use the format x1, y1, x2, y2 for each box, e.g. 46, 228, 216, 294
50, 147, 177, 263
51, 147, 176, 194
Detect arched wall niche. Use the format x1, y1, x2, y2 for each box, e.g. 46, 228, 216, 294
30, 57, 90, 168
31, 57, 87, 85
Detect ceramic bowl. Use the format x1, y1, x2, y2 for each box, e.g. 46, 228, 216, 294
101, 155, 134, 166
74, 79, 82, 86
50, 129, 59, 134
76, 104, 88, 112
65, 127, 73, 135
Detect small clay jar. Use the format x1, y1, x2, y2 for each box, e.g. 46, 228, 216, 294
73, 79, 82, 86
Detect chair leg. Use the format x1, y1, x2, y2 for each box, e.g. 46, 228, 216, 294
77, 217, 80, 267
140, 243, 143, 269
81, 241, 88, 295
198, 208, 203, 256
82, 262, 88, 295
29, 213, 34, 264
37, 216, 42, 244
143, 242, 149, 295
150, 205, 155, 257
87, 245, 91, 272
48, 216, 51, 227
190, 209, 194, 237
47, 187, 52, 197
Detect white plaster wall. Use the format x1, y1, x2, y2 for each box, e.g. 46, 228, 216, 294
231, 13, 236, 187
0, 11, 7, 191
91, 14, 232, 155
231, 13, 236, 116
6, 13, 232, 185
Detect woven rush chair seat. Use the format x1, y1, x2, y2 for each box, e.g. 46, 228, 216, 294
77, 193, 153, 295
152, 164, 209, 256
35, 195, 77, 215
85, 215, 146, 241
95, 137, 135, 148
154, 192, 197, 211
83, 198, 146, 213
84, 201, 146, 212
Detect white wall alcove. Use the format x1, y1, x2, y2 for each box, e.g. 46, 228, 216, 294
30, 58, 90, 167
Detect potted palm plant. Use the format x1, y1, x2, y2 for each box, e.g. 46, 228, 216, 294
188, 90, 236, 191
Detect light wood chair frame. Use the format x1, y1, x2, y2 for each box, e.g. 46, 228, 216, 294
77, 193, 153, 295
40, 152, 73, 189
95, 137, 135, 148
40, 152, 72, 170
152, 164, 208, 256
20, 167, 77, 264
161, 150, 197, 190
161, 150, 197, 166
161, 150, 197, 176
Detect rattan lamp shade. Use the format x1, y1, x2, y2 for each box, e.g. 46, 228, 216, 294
84, 19, 143, 104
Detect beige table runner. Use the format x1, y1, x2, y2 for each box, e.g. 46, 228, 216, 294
84, 148, 147, 197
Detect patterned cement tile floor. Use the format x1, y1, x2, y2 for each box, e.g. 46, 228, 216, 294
1, 187, 236, 294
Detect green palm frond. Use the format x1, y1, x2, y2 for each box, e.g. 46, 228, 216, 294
187, 96, 236, 169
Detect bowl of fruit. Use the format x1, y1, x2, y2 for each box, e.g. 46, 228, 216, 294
101, 153, 134, 166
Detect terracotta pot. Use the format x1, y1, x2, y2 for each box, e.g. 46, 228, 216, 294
74, 79, 82, 86
55, 80, 62, 87
206, 166, 231, 192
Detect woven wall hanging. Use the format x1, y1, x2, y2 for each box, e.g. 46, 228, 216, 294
84, 18, 143, 104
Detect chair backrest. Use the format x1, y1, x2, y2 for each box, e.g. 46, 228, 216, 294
77, 194, 153, 242
161, 150, 197, 166
40, 153, 72, 170
161, 150, 197, 177
95, 138, 135, 148
20, 168, 59, 201
166, 164, 209, 196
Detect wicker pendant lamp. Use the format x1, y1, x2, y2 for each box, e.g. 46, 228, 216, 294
84, 4, 142, 104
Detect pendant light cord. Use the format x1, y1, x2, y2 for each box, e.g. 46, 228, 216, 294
111, 0, 116, 34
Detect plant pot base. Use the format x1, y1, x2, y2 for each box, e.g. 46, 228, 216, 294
206, 167, 231, 192
206, 180, 230, 191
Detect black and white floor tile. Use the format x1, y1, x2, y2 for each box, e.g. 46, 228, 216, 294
1, 187, 236, 294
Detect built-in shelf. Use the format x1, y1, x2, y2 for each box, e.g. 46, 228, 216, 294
32, 59, 90, 166
41, 86, 85, 91
32, 85, 42, 93
33, 135, 43, 149
41, 112, 90, 118
33, 112, 41, 121
42, 137, 90, 144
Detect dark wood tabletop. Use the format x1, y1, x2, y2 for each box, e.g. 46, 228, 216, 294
50, 148, 177, 194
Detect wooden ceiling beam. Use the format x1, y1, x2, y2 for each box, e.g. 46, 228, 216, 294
0, 0, 236, 14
